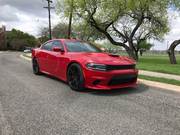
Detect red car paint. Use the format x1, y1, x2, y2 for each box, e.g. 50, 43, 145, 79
32, 39, 138, 90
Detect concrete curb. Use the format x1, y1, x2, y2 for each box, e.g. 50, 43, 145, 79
20, 54, 180, 93
138, 79, 180, 93
139, 70, 180, 81
23, 53, 31, 58
20, 54, 31, 61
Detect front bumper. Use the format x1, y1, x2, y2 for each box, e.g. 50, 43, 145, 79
83, 68, 138, 90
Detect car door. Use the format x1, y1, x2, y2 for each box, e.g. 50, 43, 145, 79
47, 40, 65, 76
39, 41, 53, 72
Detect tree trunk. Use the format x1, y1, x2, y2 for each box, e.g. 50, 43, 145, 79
168, 39, 180, 64
135, 50, 139, 61
126, 41, 138, 61
124, 47, 138, 61
140, 50, 143, 56
168, 50, 177, 64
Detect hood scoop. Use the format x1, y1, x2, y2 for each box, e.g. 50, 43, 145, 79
108, 54, 119, 57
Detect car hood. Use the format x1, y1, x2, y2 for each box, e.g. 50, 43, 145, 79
69, 52, 135, 65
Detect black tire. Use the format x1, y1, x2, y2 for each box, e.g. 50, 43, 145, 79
32, 58, 41, 75
67, 63, 85, 91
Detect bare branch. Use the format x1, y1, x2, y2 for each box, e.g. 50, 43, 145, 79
130, 15, 144, 40
104, 21, 114, 31
88, 13, 129, 49
112, 25, 128, 43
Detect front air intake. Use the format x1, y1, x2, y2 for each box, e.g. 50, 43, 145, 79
106, 65, 135, 70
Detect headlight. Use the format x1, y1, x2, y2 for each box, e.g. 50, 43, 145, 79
86, 63, 107, 71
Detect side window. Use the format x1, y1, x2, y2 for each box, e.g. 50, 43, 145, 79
52, 40, 64, 50
41, 42, 53, 51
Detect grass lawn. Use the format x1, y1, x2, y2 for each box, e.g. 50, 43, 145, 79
139, 75, 180, 86
137, 54, 180, 75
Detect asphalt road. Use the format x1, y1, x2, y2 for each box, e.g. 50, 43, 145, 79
0, 52, 180, 135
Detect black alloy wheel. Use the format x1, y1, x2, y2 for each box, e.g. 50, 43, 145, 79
32, 58, 41, 75
67, 63, 85, 91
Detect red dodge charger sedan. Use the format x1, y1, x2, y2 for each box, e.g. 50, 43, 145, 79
32, 39, 138, 91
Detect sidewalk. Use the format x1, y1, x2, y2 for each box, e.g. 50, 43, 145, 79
139, 70, 180, 81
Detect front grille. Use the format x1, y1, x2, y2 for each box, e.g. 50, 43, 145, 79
106, 65, 135, 71
108, 74, 137, 86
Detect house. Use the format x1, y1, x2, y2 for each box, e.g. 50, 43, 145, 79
0, 25, 6, 50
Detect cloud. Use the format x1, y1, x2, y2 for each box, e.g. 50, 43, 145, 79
152, 9, 180, 50
0, 5, 19, 22
0, 0, 56, 17
2, 12, 60, 36
0, 0, 59, 36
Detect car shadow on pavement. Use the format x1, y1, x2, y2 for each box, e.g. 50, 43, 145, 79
40, 73, 149, 96
40, 73, 67, 83
84, 84, 149, 96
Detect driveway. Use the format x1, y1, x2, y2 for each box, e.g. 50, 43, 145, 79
0, 52, 180, 135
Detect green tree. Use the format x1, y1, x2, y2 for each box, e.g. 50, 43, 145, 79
39, 22, 105, 41
52, 23, 69, 38
6, 29, 38, 51
167, 0, 180, 64
38, 36, 49, 44
39, 23, 69, 40
58, 0, 170, 60
73, 21, 105, 41
138, 39, 153, 56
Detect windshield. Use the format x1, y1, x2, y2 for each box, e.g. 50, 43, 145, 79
65, 41, 102, 53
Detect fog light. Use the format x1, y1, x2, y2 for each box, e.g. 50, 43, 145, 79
93, 80, 101, 85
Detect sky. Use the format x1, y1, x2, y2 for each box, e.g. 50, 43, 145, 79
0, 0, 180, 50
151, 9, 180, 50
0, 0, 60, 36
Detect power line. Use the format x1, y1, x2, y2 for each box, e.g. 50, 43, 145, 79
44, 0, 55, 40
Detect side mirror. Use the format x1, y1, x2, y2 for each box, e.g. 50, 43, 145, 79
52, 47, 64, 53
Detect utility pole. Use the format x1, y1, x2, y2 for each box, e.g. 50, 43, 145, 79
44, 0, 55, 40
68, 0, 74, 39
